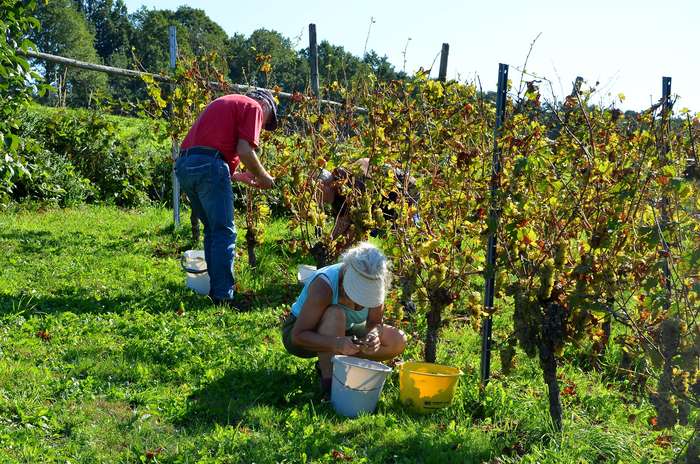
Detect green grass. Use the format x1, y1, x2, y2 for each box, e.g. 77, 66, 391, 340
0, 206, 692, 463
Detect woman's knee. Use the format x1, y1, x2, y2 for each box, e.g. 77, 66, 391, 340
317, 305, 346, 335
382, 325, 407, 355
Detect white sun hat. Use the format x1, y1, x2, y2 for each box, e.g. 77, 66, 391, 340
341, 242, 391, 308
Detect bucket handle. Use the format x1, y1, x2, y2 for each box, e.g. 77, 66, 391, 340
332, 373, 383, 393
181, 254, 208, 274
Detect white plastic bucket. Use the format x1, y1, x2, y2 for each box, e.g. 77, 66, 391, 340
297, 264, 317, 284
181, 250, 209, 295
331, 355, 392, 418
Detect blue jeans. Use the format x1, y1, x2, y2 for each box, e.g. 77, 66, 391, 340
175, 153, 236, 300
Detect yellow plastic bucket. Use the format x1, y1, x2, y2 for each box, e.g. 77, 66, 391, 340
398, 361, 463, 413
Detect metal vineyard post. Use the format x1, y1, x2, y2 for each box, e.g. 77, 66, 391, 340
480, 62, 508, 386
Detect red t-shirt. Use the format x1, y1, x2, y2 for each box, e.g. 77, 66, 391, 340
180, 94, 263, 175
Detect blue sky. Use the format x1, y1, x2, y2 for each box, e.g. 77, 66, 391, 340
123, 0, 699, 112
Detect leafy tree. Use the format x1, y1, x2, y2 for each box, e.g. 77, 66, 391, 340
77, 0, 132, 63
228, 28, 308, 91
297, 43, 403, 102
316, 41, 360, 88
30, 0, 108, 106
129, 7, 181, 73
362, 50, 404, 81
174, 6, 229, 61
131, 6, 229, 73
76, 0, 137, 104
0, 0, 43, 203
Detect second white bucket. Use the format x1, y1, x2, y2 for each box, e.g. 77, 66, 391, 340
331, 355, 392, 418
181, 250, 210, 295
297, 264, 317, 284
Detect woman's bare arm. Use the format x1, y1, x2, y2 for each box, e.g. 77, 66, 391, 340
290, 278, 337, 352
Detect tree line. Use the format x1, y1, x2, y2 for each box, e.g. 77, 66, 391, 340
29, 0, 406, 109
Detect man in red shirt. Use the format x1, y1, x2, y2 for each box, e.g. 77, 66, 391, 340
176, 89, 277, 307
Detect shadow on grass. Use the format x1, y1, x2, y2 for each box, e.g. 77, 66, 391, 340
0, 227, 189, 258
2, 217, 301, 310
177, 363, 316, 427
242, 280, 300, 309
0, 282, 207, 317
0, 276, 299, 319
178, 363, 499, 463
368, 432, 497, 464
1, 229, 85, 255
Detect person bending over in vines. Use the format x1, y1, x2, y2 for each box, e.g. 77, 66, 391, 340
315, 158, 420, 259
281, 242, 406, 398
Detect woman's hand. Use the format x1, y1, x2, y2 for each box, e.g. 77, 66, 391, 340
334, 336, 360, 355
358, 327, 381, 354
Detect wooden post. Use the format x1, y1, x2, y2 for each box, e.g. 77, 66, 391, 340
480, 63, 509, 386
169, 25, 180, 227
438, 43, 449, 82
572, 76, 583, 95
309, 23, 320, 111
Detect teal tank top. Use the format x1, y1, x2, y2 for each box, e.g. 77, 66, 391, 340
291, 263, 369, 330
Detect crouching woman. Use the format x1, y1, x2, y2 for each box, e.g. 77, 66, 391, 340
282, 242, 406, 396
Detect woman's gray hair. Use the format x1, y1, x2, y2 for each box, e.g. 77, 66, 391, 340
340, 242, 392, 288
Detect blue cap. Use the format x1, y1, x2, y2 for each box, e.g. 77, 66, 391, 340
246, 88, 278, 131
